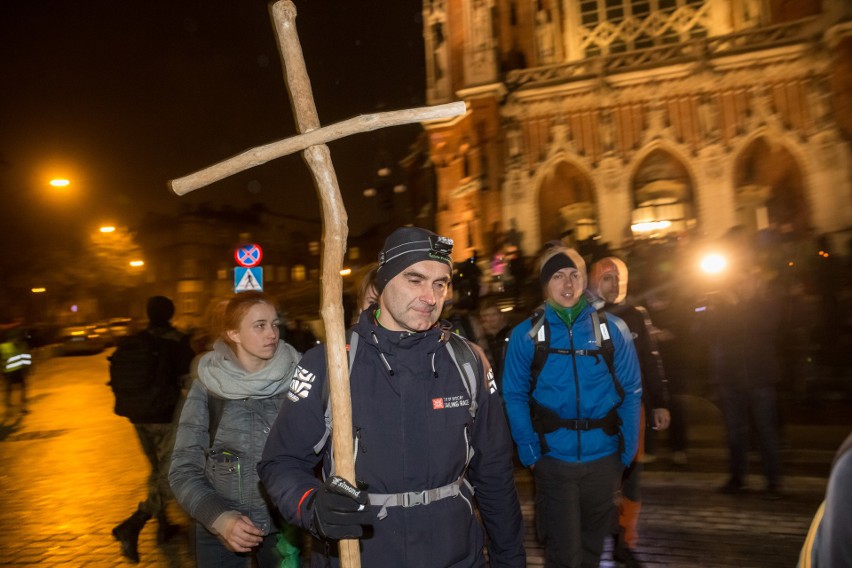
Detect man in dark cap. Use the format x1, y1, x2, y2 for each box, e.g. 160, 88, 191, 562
111, 296, 195, 563
260, 226, 526, 567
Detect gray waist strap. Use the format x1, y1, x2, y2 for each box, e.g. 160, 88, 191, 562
368, 477, 472, 520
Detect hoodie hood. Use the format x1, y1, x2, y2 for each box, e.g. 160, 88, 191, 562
588, 256, 628, 305
196, 338, 298, 400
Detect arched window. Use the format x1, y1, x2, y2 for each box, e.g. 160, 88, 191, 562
538, 160, 598, 243
734, 137, 807, 232
630, 149, 695, 238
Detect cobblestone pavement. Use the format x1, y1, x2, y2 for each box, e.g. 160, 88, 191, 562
0, 352, 846, 567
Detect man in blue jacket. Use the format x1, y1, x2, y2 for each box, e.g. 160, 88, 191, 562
259, 226, 525, 568
502, 246, 642, 568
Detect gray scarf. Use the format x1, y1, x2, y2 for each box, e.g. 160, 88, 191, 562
196, 338, 299, 400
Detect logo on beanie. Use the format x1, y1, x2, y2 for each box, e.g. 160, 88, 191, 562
428, 251, 452, 264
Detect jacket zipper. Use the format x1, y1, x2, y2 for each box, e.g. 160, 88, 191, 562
569, 324, 582, 461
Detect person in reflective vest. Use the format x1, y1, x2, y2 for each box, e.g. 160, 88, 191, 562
1, 327, 32, 413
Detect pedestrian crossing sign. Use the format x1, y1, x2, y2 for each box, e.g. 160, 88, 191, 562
234, 267, 263, 292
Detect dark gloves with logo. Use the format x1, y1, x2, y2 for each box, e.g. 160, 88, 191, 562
310, 475, 373, 540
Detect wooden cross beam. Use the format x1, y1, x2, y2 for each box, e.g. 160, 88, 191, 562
168, 3, 464, 566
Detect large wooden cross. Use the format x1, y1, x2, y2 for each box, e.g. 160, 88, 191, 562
168, 3, 464, 566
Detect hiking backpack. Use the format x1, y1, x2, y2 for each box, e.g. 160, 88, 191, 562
526, 305, 626, 454
108, 330, 180, 423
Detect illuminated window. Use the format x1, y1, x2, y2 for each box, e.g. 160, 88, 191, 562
574, 0, 710, 57
291, 265, 306, 283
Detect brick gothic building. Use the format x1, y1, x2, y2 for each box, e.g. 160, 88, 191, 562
420, 0, 852, 261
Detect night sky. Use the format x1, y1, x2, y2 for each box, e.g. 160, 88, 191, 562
0, 0, 426, 256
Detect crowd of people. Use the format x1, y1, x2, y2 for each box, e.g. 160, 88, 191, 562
5, 221, 849, 568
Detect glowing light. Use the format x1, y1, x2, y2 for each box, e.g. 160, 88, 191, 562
99, 226, 116, 233
700, 253, 727, 275
129, 260, 144, 267
630, 220, 672, 233
340, 268, 352, 276
49, 179, 70, 187
31, 287, 46, 293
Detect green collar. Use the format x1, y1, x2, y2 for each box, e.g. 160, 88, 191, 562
547, 296, 588, 328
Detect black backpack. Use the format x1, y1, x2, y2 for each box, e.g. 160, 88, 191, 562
108, 330, 180, 423
526, 305, 625, 454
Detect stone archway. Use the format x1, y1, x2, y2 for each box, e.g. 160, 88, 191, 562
537, 160, 597, 244
630, 149, 695, 239
734, 137, 808, 232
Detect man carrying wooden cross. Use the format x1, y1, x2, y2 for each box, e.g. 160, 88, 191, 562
259, 226, 526, 567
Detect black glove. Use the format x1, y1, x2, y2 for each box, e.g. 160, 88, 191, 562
310, 476, 373, 540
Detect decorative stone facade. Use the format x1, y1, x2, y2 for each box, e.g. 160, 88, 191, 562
422, 0, 852, 260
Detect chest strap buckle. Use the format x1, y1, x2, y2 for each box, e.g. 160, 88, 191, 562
368, 476, 472, 520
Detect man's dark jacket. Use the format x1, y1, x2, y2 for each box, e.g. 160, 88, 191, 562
259, 309, 526, 567
604, 303, 669, 413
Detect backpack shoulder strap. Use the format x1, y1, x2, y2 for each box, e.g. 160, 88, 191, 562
527, 305, 549, 391
312, 329, 357, 455
593, 309, 624, 403
527, 304, 547, 340
207, 389, 227, 449
445, 333, 480, 420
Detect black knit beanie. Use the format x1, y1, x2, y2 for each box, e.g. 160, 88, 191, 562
538, 246, 587, 287
375, 227, 454, 295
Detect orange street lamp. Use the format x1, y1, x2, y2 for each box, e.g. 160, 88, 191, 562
49, 178, 71, 187
100, 226, 116, 233
129, 260, 144, 267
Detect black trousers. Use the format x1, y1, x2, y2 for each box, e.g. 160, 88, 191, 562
534, 453, 623, 568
